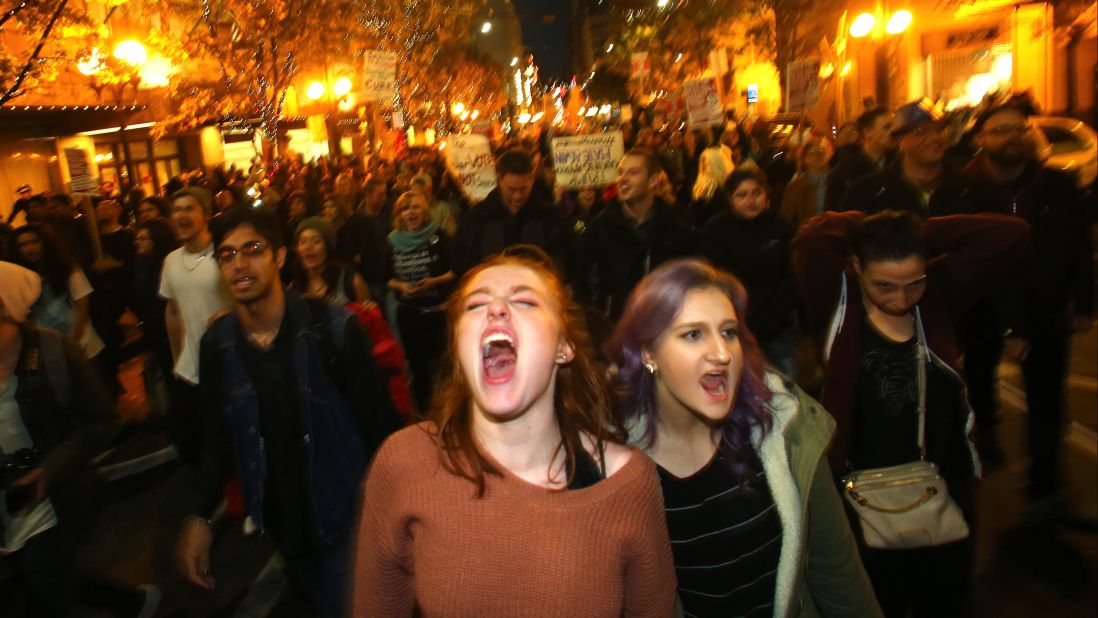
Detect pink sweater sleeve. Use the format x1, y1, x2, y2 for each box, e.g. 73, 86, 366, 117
622, 457, 678, 618
352, 439, 416, 617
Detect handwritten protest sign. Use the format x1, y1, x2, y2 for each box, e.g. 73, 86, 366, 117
785, 57, 821, 111
63, 147, 98, 195
362, 51, 397, 102
551, 131, 625, 190
445, 135, 497, 202
683, 76, 723, 128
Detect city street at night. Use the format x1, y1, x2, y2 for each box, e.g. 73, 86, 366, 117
1, 0, 1096, 616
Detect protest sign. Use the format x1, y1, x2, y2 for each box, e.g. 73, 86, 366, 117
683, 76, 723, 128
63, 147, 98, 195
445, 134, 497, 202
362, 51, 397, 102
550, 131, 625, 190
786, 57, 821, 111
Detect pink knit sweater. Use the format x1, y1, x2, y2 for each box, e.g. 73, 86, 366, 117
352, 423, 677, 617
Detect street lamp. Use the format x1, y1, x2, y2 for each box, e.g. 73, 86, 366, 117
306, 81, 326, 100
333, 77, 352, 97
481, 21, 492, 33
849, 13, 876, 38
885, 10, 912, 35
77, 48, 104, 75
113, 40, 148, 66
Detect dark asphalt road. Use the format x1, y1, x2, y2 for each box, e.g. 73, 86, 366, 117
65, 329, 1097, 617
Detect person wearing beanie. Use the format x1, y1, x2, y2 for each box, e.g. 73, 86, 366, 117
172, 186, 213, 217
159, 188, 231, 463
291, 216, 370, 306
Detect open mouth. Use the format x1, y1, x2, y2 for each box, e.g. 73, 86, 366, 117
481, 329, 517, 384
231, 275, 256, 292
699, 370, 729, 401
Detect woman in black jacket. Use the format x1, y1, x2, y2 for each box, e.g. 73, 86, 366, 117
698, 168, 799, 377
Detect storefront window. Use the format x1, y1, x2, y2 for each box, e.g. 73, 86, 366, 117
93, 136, 181, 196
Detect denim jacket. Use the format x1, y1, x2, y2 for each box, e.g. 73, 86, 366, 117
197, 293, 393, 543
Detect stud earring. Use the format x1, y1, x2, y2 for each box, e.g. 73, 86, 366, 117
644, 362, 656, 374
556, 353, 567, 361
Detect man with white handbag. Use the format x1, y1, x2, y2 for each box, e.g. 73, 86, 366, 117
792, 210, 1030, 617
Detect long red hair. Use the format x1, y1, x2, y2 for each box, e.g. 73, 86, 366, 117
429, 252, 625, 495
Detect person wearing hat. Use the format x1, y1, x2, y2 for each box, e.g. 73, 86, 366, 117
291, 216, 371, 306
159, 187, 231, 463
838, 98, 995, 218
962, 102, 1095, 522
824, 108, 898, 213
6, 184, 34, 224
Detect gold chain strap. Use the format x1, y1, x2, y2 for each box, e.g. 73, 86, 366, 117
848, 486, 938, 513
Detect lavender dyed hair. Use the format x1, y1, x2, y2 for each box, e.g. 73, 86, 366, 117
606, 259, 774, 478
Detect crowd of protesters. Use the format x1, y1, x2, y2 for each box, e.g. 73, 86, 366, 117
0, 89, 1093, 618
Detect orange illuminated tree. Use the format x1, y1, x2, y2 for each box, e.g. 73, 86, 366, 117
0, 0, 99, 104
154, 0, 504, 157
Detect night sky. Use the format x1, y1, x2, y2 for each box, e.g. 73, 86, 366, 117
512, 0, 574, 84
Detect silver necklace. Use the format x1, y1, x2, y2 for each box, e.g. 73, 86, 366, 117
182, 245, 212, 272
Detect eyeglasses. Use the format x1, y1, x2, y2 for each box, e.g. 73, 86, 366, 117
216, 241, 269, 265
984, 123, 1030, 136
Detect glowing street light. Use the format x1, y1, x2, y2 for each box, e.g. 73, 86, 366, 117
333, 77, 352, 97
452, 101, 466, 115
77, 48, 104, 75
481, 21, 492, 33
849, 13, 876, 38
113, 40, 147, 66
886, 10, 912, 35
306, 81, 326, 100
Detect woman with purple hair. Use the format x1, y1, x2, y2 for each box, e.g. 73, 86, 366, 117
607, 259, 881, 618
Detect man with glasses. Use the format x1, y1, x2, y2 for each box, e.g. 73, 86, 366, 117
159, 187, 231, 463
840, 99, 993, 217
963, 103, 1094, 522
176, 207, 399, 617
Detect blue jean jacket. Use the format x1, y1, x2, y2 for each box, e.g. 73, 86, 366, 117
210, 295, 367, 543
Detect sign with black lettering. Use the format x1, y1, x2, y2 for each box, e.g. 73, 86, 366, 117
445, 135, 497, 201
362, 51, 397, 102
63, 147, 98, 195
551, 131, 625, 190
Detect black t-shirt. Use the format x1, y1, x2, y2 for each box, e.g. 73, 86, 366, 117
658, 452, 781, 618
238, 310, 319, 558
850, 317, 959, 471
96, 228, 136, 302
389, 229, 454, 310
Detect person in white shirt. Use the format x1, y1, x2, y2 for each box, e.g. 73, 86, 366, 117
159, 187, 231, 463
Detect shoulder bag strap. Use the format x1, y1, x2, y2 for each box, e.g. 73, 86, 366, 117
914, 306, 928, 461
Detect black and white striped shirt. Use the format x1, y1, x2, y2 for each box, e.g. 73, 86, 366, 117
657, 452, 782, 618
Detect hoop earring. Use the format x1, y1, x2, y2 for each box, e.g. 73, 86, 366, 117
644, 362, 656, 374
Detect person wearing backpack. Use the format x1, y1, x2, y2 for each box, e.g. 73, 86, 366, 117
174, 208, 401, 617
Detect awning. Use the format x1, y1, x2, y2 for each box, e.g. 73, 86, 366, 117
0, 104, 150, 139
